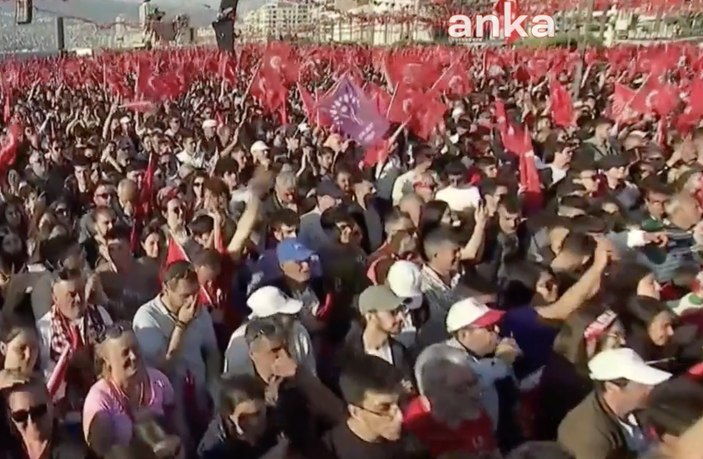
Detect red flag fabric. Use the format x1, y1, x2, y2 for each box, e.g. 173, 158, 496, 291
384, 53, 441, 90
165, 236, 190, 267
218, 52, 237, 87
0, 123, 22, 175
549, 79, 574, 127
610, 83, 638, 124
435, 63, 474, 97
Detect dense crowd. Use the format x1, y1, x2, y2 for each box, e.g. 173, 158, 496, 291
1, 41, 703, 459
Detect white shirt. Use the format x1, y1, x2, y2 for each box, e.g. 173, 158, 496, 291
365, 341, 394, 365
176, 150, 205, 169
223, 318, 316, 375
37, 306, 113, 402
391, 169, 417, 205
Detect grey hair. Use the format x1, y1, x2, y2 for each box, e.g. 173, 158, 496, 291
244, 316, 288, 349
276, 171, 297, 188
414, 343, 472, 396
422, 227, 458, 260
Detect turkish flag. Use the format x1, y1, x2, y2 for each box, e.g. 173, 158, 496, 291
610, 83, 637, 124
387, 83, 423, 124
384, 52, 441, 90
435, 63, 474, 97
549, 79, 574, 127
218, 52, 237, 86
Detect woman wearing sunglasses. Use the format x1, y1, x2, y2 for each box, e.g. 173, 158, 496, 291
82, 324, 183, 458
3, 375, 90, 459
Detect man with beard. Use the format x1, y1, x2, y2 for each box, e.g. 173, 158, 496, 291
404, 344, 500, 458
342, 285, 414, 386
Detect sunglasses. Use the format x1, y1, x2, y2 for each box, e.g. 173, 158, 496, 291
96, 193, 115, 200
10, 403, 48, 425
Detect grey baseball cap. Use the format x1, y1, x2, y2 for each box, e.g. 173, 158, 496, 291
358, 285, 404, 314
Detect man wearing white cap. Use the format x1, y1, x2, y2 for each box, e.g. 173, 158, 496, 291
558, 348, 672, 459
444, 298, 521, 431
386, 260, 426, 348
249, 140, 270, 168
223, 286, 316, 376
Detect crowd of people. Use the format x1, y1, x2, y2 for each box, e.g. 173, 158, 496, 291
1, 40, 703, 459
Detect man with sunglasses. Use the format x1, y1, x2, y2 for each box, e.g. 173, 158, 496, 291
3, 375, 90, 459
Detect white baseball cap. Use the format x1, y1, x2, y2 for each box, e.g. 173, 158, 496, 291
588, 348, 672, 386
446, 298, 505, 333
119, 116, 131, 124
386, 260, 422, 310
250, 140, 269, 153
202, 119, 217, 129
247, 286, 303, 318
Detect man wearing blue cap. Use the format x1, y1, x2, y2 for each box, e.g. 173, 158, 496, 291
251, 237, 329, 336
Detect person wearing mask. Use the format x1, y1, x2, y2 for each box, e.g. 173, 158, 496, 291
83, 324, 182, 456
558, 348, 672, 459
36, 268, 113, 424
223, 286, 315, 376
444, 298, 521, 432
2, 375, 91, 459
197, 374, 281, 459
132, 261, 221, 440
404, 344, 500, 458
323, 354, 427, 459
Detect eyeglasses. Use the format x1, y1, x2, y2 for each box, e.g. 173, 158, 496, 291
10, 403, 48, 425
96, 193, 115, 200
193, 182, 204, 188
353, 403, 400, 419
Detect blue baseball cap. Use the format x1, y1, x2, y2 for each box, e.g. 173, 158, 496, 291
276, 238, 314, 264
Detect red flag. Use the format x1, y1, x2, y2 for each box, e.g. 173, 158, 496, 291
387, 83, 423, 124
218, 52, 237, 87
610, 83, 637, 124
0, 122, 22, 175
549, 79, 574, 127
165, 236, 190, 267
435, 63, 474, 97
3, 94, 11, 123
384, 52, 442, 90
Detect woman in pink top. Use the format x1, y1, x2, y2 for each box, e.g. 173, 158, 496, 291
82, 323, 181, 457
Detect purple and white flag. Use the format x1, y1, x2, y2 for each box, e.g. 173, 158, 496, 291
318, 75, 388, 146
